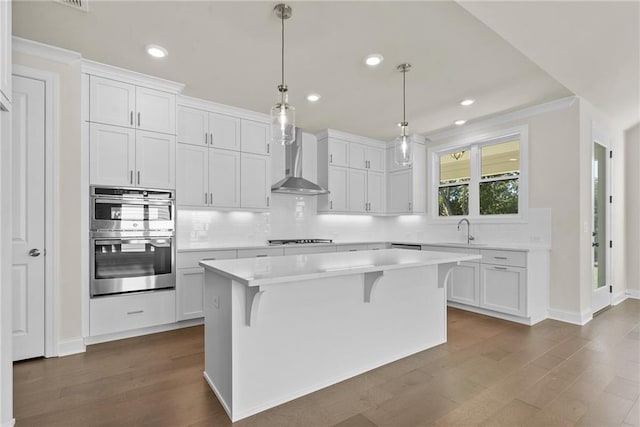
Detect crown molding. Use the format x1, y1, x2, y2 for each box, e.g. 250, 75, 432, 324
426, 96, 578, 143
81, 60, 185, 94
315, 128, 387, 147
13, 36, 82, 64
177, 95, 270, 123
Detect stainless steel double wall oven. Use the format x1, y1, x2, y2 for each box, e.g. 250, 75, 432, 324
90, 186, 176, 297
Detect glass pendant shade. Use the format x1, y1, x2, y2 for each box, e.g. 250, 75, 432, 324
394, 130, 413, 166
270, 91, 296, 145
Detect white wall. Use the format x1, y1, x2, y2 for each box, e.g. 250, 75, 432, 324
626, 123, 640, 296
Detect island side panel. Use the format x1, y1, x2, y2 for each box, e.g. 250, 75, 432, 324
229, 265, 446, 421
203, 270, 233, 416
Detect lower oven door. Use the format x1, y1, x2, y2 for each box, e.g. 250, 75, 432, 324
91, 234, 175, 297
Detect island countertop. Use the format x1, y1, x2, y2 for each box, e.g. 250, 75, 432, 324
199, 248, 481, 286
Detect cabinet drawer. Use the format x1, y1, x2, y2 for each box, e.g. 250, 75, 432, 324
177, 250, 237, 269
284, 246, 336, 255
90, 290, 176, 336
336, 244, 369, 252
481, 249, 526, 267
367, 243, 388, 250
237, 247, 284, 258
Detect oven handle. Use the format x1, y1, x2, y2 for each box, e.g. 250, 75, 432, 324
93, 198, 174, 206
94, 239, 172, 246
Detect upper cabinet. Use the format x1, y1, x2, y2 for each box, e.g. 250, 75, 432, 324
349, 143, 384, 172
0, 0, 11, 111
328, 138, 349, 167
386, 137, 426, 214
177, 106, 240, 150
241, 120, 270, 155
89, 76, 176, 134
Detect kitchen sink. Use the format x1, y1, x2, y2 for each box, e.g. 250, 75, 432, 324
436, 242, 489, 247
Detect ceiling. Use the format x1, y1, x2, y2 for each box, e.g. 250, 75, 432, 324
13, 1, 627, 140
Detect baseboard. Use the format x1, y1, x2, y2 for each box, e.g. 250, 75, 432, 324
612, 292, 628, 305
58, 337, 86, 357
84, 318, 204, 346
626, 289, 640, 299
446, 302, 542, 325
1, 418, 16, 427
203, 372, 232, 420
547, 308, 592, 325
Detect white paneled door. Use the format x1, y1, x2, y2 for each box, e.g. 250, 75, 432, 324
12, 75, 45, 361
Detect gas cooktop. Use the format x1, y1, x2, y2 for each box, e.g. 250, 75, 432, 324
268, 239, 334, 245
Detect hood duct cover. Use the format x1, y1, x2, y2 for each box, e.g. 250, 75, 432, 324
271, 128, 329, 195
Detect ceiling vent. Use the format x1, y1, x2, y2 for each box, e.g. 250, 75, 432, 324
55, 0, 88, 12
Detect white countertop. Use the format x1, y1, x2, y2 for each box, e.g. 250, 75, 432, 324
178, 241, 387, 252
199, 248, 481, 286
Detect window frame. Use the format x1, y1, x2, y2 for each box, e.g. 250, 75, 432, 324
428, 125, 528, 223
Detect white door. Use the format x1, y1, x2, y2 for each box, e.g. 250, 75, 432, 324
135, 86, 176, 134
210, 148, 241, 208
209, 112, 240, 151
366, 146, 385, 172
176, 268, 205, 321
349, 169, 367, 213
11, 75, 45, 360
367, 171, 385, 213
480, 264, 526, 317
177, 106, 208, 146
241, 120, 270, 155
387, 170, 411, 213
240, 153, 270, 209
349, 142, 367, 170
592, 140, 611, 313
176, 144, 208, 206
447, 262, 480, 306
328, 138, 349, 167
89, 76, 135, 128
89, 123, 136, 187
328, 166, 349, 211
135, 131, 176, 189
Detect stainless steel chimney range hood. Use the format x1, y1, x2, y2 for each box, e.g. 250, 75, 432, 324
271, 128, 329, 195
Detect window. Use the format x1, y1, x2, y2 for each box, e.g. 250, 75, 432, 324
431, 127, 527, 220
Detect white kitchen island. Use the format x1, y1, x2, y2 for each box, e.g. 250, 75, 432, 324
199, 249, 481, 421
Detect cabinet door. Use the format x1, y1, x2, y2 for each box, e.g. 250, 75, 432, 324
328, 166, 349, 211
349, 142, 367, 170
480, 265, 526, 317
176, 268, 205, 321
241, 120, 270, 155
367, 171, 385, 213
209, 112, 240, 151
0, 0, 11, 110
240, 153, 270, 209
135, 87, 176, 134
387, 170, 412, 213
328, 138, 349, 167
89, 76, 136, 128
135, 131, 176, 189
177, 106, 208, 146
367, 147, 385, 172
176, 144, 208, 206
89, 123, 136, 186
349, 169, 367, 213
447, 262, 480, 306
210, 148, 241, 208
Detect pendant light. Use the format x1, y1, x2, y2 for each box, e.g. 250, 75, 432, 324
394, 63, 413, 166
270, 4, 296, 146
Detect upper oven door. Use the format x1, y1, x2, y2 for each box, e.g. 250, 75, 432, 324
91, 197, 174, 231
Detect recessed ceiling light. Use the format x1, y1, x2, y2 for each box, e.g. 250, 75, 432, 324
146, 44, 168, 58
454, 119, 466, 126
364, 54, 384, 67
306, 93, 321, 102
460, 99, 475, 106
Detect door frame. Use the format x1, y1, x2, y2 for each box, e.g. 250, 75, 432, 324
13, 65, 59, 357
591, 122, 612, 313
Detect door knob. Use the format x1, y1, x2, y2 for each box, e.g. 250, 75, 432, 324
29, 248, 41, 257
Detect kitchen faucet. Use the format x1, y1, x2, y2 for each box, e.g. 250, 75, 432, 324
457, 218, 475, 245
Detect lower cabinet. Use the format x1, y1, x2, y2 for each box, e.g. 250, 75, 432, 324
176, 268, 206, 321
480, 264, 526, 317
447, 262, 480, 306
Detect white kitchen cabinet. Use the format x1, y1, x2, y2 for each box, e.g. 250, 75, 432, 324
89, 76, 176, 134
447, 262, 480, 306
177, 106, 208, 146
241, 120, 270, 155
237, 247, 284, 258
135, 131, 175, 189
176, 268, 205, 321
327, 166, 349, 212
349, 169, 367, 212
336, 244, 369, 252
177, 144, 208, 206
89, 123, 136, 187
328, 138, 349, 167
0, 0, 11, 110
209, 112, 240, 151
367, 171, 385, 213
283, 246, 336, 256
387, 170, 412, 213
385, 139, 426, 214
349, 143, 384, 172
480, 264, 526, 317
210, 148, 241, 208
240, 153, 270, 209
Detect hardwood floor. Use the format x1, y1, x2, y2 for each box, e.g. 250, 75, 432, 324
14, 300, 640, 426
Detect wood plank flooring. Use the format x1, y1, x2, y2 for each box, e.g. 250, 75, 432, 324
14, 300, 640, 426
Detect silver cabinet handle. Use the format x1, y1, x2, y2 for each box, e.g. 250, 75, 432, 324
210, 132, 213, 145
408, 201, 412, 211
210, 193, 213, 205
137, 112, 141, 127
330, 154, 333, 164
494, 256, 508, 260
28, 248, 41, 257
205, 132, 208, 145
130, 170, 134, 184
267, 143, 270, 154
267, 196, 270, 207
137, 171, 141, 185
127, 310, 144, 315
256, 254, 268, 258
130, 111, 134, 126
204, 192, 208, 204
493, 266, 508, 270
201, 258, 217, 261
330, 200, 333, 210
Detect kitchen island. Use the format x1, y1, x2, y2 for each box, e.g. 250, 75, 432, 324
200, 249, 481, 421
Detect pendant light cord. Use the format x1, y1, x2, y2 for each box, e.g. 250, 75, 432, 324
402, 67, 406, 125
281, 11, 285, 90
